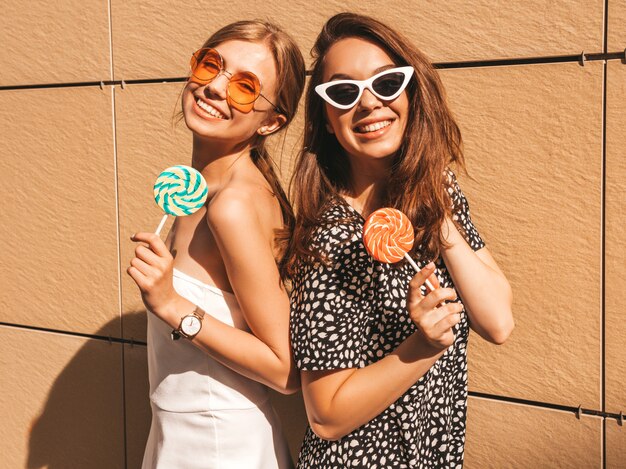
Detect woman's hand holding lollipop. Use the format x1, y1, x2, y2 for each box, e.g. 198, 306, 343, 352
363, 207, 462, 350
128, 165, 209, 318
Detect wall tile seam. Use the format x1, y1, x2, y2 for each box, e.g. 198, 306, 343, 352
0, 322, 147, 347
601, 0, 608, 458
2, 50, 626, 91
470, 392, 625, 422
1, 318, 623, 421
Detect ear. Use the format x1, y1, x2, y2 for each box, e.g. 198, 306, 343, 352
325, 122, 335, 134
257, 114, 287, 136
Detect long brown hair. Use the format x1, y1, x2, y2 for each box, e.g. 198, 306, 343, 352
200, 21, 305, 271
283, 12, 465, 278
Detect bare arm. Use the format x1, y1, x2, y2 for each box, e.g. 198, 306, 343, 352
128, 193, 297, 394
299, 264, 462, 440
440, 218, 514, 344
206, 191, 298, 392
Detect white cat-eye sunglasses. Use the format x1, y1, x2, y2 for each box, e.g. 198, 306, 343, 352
315, 66, 415, 110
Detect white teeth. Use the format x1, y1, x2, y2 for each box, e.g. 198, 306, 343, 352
357, 120, 392, 133
196, 99, 226, 119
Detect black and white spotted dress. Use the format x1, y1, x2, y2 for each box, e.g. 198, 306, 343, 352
290, 171, 485, 468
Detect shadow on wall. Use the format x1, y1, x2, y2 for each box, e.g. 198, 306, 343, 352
25, 310, 308, 467
27, 311, 150, 469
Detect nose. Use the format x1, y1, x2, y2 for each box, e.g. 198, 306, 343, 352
204, 72, 229, 100
357, 87, 382, 111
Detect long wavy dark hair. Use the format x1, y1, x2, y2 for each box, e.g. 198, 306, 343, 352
197, 20, 305, 272
282, 12, 466, 279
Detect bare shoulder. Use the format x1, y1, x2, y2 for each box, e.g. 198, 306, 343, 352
207, 176, 280, 240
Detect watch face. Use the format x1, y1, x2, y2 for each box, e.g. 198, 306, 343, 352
181, 315, 201, 336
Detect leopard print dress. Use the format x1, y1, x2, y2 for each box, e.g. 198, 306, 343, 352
290, 171, 484, 468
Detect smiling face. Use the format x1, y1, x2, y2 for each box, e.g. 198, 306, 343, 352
181, 39, 284, 146
320, 37, 410, 165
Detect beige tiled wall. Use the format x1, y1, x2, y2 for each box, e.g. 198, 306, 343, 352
606, 419, 626, 469
0, 87, 121, 337
0, 0, 112, 86
0, 327, 125, 468
465, 397, 603, 468
444, 62, 604, 409
1, 1, 624, 467
605, 62, 626, 416
608, 0, 626, 51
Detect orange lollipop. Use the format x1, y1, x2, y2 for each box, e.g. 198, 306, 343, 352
363, 207, 414, 263
363, 207, 435, 291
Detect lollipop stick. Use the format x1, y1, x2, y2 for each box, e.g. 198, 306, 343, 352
403, 253, 436, 292
155, 214, 168, 236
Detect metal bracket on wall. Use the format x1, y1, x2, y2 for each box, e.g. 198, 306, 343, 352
579, 51, 586, 67
619, 412, 624, 426
576, 405, 583, 419
120, 80, 126, 90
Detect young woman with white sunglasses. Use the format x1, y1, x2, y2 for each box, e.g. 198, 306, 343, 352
127, 20, 305, 469
283, 13, 514, 468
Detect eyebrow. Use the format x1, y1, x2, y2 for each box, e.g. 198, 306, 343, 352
327, 64, 397, 81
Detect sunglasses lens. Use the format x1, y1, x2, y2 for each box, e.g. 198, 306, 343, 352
372, 72, 406, 97
228, 72, 261, 105
326, 83, 360, 106
190, 49, 221, 82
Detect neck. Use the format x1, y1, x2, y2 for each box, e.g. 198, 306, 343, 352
191, 134, 253, 194
343, 155, 392, 217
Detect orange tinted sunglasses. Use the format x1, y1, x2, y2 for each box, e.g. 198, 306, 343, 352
189, 48, 280, 114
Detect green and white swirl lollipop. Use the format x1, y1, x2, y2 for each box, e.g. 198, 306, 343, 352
153, 165, 208, 235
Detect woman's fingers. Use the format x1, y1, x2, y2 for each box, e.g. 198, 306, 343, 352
419, 287, 458, 312
134, 243, 161, 266
130, 256, 158, 278
406, 261, 461, 349
419, 302, 462, 334
131, 232, 171, 258
127, 265, 148, 289
127, 231, 173, 292
408, 262, 436, 304
425, 271, 440, 292
411, 297, 463, 349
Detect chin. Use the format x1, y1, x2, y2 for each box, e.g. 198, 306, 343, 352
361, 143, 402, 159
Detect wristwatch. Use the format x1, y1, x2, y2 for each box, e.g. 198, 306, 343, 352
171, 306, 206, 340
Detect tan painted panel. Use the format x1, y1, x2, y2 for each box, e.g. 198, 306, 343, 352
607, 419, 626, 469
111, 0, 602, 80
441, 62, 603, 408
0, 0, 111, 86
608, 0, 626, 51
465, 397, 602, 468
0, 327, 124, 468
115, 83, 191, 339
606, 62, 626, 413
124, 343, 151, 468
0, 87, 121, 336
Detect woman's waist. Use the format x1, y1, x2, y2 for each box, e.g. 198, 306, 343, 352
147, 348, 271, 412
146, 314, 270, 412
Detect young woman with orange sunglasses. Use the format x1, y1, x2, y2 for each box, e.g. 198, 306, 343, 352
127, 21, 305, 468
